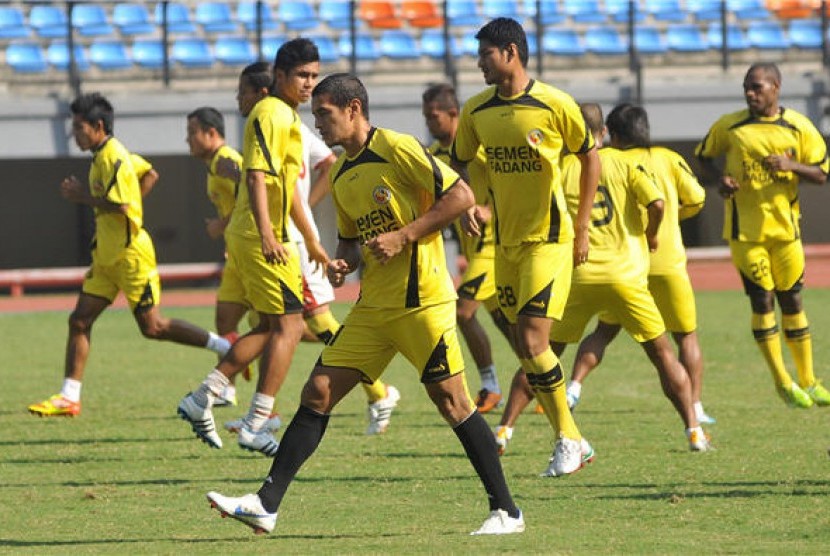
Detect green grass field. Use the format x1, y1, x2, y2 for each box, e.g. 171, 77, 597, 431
1, 290, 828, 554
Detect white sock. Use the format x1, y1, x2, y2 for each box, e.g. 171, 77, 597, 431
205, 332, 231, 356
478, 364, 499, 393
693, 401, 705, 418
243, 393, 275, 432
567, 381, 582, 399
685, 426, 704, 439
61, 378, 82, 403
221, 385, 236, 402
192, 369, 229, 408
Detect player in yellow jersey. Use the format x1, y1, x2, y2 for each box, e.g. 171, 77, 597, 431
28, 93, 231, 418
452, 18, 600, 476
130, 153, 159, 198
563, 104, 715, 426
205, 73, 525, 536
422, 82, 511, 413
696, 62, 830, 408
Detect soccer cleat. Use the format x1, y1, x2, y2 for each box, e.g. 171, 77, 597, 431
28, 394, 80, 417
566, 384, 581, 410
475, 389, 503, 413
177, 393, 223, 449
541, 436, 594, 477
697, 411, 717, 425
470, 509, 525, 535
688, 429, 712, 452
225, 413, 282, 434
494, 425, 513, 456
534, 403, 545, 414
207, 491, 277, 534
777, 383, 814, 409
213, 386, 238, 407
237, 424, 279, 457
806, 380, 830, 406
366, 385, 400, 435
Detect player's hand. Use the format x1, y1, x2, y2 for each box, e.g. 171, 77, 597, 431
327, 258, 354, 287
764, 153, 794, 173
215, 156, 241, 181
460, 207, 481, 237
305, 239, 330, 273
474, 204, 492, 224
647, 234, 659, 253
59, 175, 85, 203
573, 227, 589, 266
366, 230, 407, 264
718, 175, 740, 198
205, 217, 224, 240
261, 234, 288, 265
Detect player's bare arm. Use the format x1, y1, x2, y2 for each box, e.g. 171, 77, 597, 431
327, 238, 361, 287
308, 154, 336, 208
204, 216, 230, 240
698, 156, 739, 198
645, 199, 665, 253
290, 187, 329, 271
247, 170, 286, 265
764, 155, 827, 185
60, 175, 127, 214
139, 168, 159, 198
574, 147, 601, 266
215, 156, 241, 182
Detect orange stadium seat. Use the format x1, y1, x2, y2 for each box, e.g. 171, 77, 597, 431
765, 0, 820, 19
359, 1, 402, 29
401, 1, 443, 28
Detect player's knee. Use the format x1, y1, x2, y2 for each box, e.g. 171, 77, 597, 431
67, 311, 93, 334
747, 290, 774, 314
300, 371, 331, 410
775, 290, 802, 314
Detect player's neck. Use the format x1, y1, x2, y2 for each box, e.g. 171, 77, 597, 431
496, 71, 530, 98
752, 104, 780, 118
205, 143, 224, 164
343, 123, 372, 157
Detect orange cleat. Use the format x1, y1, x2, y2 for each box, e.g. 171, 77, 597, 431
28, 394, 80, 417
475, 389, 503, 413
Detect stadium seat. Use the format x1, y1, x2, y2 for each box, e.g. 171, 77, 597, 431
236, 1, 278, 32
727, 0, 771, 20
767, 0, 816, 19
0, 7, 30, 39
707, 23, 750, 50
319, 0, 354, 30
644, 0, 686, 22
401, 1, 443, 28
446, 0, 483, 27
89, 40, 133, 70
306, 34, 340, 62
606, 0, 646, 24
420, 28, 461, 57
666, 23, 709, 51
46, 41, 90, 71
460, 30, 479, 56
113, 4, 157, 36
585, 26, 628, 54
215, 35, 256, 65
154, 2, 197, 34
481, 0, 522, 20
747, 20, 791, 49
686, 0, 724, 21
261, 34, 288, 62
5, 41, 48, 72
563, 0, 607, 24
338, 32, 379, 60
788, 18, 822, 49
359, 1, 403, 29
171, 37, 214, 67
523, 0, 566, 25
542, 27, 585, 56
131, 39, 165, 68
279, 1, 321, 31
525, 31, 539, 57
29, 5, 68, 39
195, 3, 239, 34
379, 29, 421, 59
634, 25, 668, 54
71, 4, 114, 37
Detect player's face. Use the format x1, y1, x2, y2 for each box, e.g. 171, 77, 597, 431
275, 61, 320, 107
185, 117, 212, 159
477, 40, 510, 85
743, 68, 779, 117
236, 76, 267, 117
71, 114, 106, 152
312, 94, 351, 148
422, 102, 455, 143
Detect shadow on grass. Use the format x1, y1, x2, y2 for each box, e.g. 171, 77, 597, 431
0, 436, 192, 447
0, 532, 378, 547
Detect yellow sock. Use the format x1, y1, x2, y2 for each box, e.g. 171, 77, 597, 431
362, 380, 388, 403
305, 311, 341, 345
751, 312, 791, 388
523, 349, 580, 440
782, 312, 814, 388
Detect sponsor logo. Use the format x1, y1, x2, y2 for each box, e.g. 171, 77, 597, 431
372, 185, 392, 205
526, 128, 544, 147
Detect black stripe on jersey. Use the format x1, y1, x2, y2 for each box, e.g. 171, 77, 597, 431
489, 187, 501, 245
105, 159, 121, 196
280, 278, 305, 312
421, 145, 445, 198
574, 114, 592, 154
696, 131, 712, 158
470, 80, 549, 115
790, 195, 799, 240
727, 109, 798, 133
253, 119, 278, 176
405, 240, 420, 308
124, 218, 131, 247
729, 198, 739, 240
476, 222, 487, 252
333, 129, 387, 183
421, 334, 452, 384
546, 190, 562, 242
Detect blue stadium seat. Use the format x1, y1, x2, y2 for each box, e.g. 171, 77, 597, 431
542, 27, 585, 56
90, 40, 133, 70
634, 26, 667, 54
727, 0, 771, 20
420, 28, 461, 58
261, 34, 288, 62
171, 37, 214, 67
0, 7, 30, 39
379, 29, 421, 59
707, 23, 750, 50
687, 0, 723, 21
319, 0, 354, 30
5, 42, 48, 72
46, 41, 90, 71
446, 0, 483, 27
666, 23, 709, 52
279, 1, 320, 31
585, 26, 627, 54
525, 31, 539, 57
338, 32, 379, 60
195, 2, 239, 34
606, 0, 646, 24
113, 4, 157, 36
29, 5, 68, 39
71, 4, 114, 37
307, 34, 339, 62
460, 30, 479, 56
131, 39, 165, 68
481, 0, 521, 20
154, 2, 197, 34
522, 0, 566, 25
563, 0, 607, 24
788, 19, 822, 49
215, 36, 256, 65
747, 21, 790, 49
237, 1, 278, 31
644, 0, 686, 22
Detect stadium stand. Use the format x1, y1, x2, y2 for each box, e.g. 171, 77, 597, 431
379, 28, 421, 58
585, 25, 628, 54
338, 32, 380, 60
131, 38, 165, 68
401, 0, 443, 28
360, 1, 403, 28
71, 4, 115, 37
687, 0, 726, 20
788, 18, 823, 49
0, 6, 30, 39
112, 3, 157, 36
318, 0, 354, 30
195, 2, 240, 34
171, 37, 214, 67
237, 1, 279, 31
214, 35, 256, 65
308, 33, 340, 61
46, 41, 91, 71
728, 0, 772, 20
605, 0, 647, 23
446, 0, 483, 27
29, 5, 68, 39
523, 0, 566, 25
646, 0, 688, 22
635, 25, 669, 54
89, 40, 133, 70
542, 27, 585, 55
747, 19, 791, 49
5, 41, 48, 72
666, 23, 710, 51
563, 0, 609, 24
481, 0, 522, 20
279, 1, 322, 31
420, 27, 461, 57
707, 22, 751, 49
153, 2, 197, 34
261, 33, 289, 60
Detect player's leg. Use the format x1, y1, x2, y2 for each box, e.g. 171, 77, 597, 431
458, 296, 502, 411
494, 366, 534, 454
569, 319, 622, 409
212, 301, 249, 406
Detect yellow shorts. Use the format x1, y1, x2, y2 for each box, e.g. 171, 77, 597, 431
551, 281, 665, 344
225, 234, 303, 315
494, 242, 573, 323
457, 254, 498, 305
216, 256, 249, 307
82, 229, 161, 312
729, 239, 805, 294
320, 301, 466, 385
600, 271, 697, 334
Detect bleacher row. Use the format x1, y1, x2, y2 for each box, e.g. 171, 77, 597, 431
0, 1, 827, 74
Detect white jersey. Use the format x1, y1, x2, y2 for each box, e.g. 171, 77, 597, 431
288, 122, 333, 243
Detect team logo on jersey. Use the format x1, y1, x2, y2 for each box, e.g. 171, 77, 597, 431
372, 185, 392, 205
526, 129, 544, 147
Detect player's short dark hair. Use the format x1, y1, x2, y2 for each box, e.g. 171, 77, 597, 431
606, 103, 650, 148
70, 92, 114, 135
746, 62, 781, 85
240, 61, 273, 92
312, 73, 370, 119
475, 17, 528, 68
422, 83, 459, 112
580, 103, 604, 136
274, 37, 319, 73
187, 107, 225, 138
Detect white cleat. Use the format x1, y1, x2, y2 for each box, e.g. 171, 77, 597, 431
688, 429, 712, 452
566, 385, 581, 410
238, 424, 280, 457
494, 425, 513, 456
366, 385, 400, 435
541, 436, 594, 477
213, 386, 237, 407
207, 491, 276, 534
177, 393, 222, 449
225, 413, 282, 434
470, 509, 525, 535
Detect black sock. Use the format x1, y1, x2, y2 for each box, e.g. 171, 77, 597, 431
257, 404, 330, 513
453, 411, 519, 518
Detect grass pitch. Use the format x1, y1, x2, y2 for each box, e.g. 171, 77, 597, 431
1, 290, 828, 554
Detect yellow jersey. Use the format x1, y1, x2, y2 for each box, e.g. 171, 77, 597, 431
130, 154, 152, 180
207, 144, 242, 220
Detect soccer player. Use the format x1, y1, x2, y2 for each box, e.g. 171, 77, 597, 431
563, 103, 716, 426
422, 82, 510, 413
132, 154, 159, 198
28, 93, 231, 417
451, 18, 600, 476
204, 73, 525, 536
696, 62, 830, 408
177, 56, 313, 455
